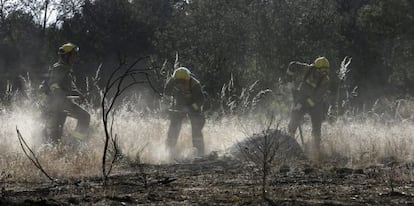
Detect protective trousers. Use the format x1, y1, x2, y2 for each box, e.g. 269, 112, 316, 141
167, 111, 206, 156
288, 103, 324, 153
45, 95, 90, 144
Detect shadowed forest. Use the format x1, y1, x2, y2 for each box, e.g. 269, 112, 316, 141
1, 0, 413, 109
1, 0, 414, 205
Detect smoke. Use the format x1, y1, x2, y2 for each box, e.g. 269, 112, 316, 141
1, 101, 44, 153
0, 93, 251, 181
1, 90, 414, 182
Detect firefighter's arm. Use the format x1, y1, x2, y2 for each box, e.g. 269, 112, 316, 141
286, 61, 297, 82
286, 61, 310, 82
163, 78, 174, 103
191, 81, 204, 112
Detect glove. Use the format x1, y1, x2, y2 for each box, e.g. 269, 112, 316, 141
191, 103, 200, 111
49, 83, 60, 92
293, 102, 302, 111
306, 98, 315, 107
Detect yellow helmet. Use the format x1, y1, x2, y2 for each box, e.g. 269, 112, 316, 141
172, 67, 191, 80
313, 57, 330, 69
58, 43, 79, 55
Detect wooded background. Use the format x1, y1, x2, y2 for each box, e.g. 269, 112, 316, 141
0, 0, 413, 112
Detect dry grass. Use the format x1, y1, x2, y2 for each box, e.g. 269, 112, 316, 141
1, 93, 414, 182
0, 96, 249, 182
322, 119, 414, 167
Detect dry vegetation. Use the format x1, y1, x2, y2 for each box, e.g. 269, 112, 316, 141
1, 86, 414, 204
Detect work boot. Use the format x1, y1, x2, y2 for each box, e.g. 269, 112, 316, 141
192, 147, 202, 158
308, 142, 322, 164
168, 147, 179, 162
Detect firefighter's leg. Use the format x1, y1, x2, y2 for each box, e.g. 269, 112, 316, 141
65, 101, 90, 139
46, 111, 67, 145
288, 104, 305, 138
189, 112, 206, 156
167, 112, 184, 155
64, 99, 91, 145
309, 104, 324, 161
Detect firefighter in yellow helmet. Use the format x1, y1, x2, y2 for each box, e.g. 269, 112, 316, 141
43, 43, 90, 144
164, 67, 205, 157
286, 57, 330, 160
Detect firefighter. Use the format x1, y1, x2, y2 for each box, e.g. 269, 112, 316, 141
164, 67, 205, 157
286, 57, 330, 160
43, 43, 90, 144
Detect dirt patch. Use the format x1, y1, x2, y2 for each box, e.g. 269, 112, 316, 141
2, 155, 414, 205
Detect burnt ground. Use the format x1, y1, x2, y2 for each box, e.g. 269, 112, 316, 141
1, 154, 414, 206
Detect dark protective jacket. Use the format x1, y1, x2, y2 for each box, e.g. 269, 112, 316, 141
286, 62, 330, 107
164, 76, 204, 112
47, 61, 78, 97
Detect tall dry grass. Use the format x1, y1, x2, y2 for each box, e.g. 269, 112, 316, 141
0, 79, 414, 182
0, 91, 251, 182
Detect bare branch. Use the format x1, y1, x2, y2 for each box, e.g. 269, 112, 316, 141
101, 55, 159, 184
236, 114, 296, 202
16, 127, 54, 182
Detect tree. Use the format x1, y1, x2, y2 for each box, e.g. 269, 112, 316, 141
357, 0, 414, 95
